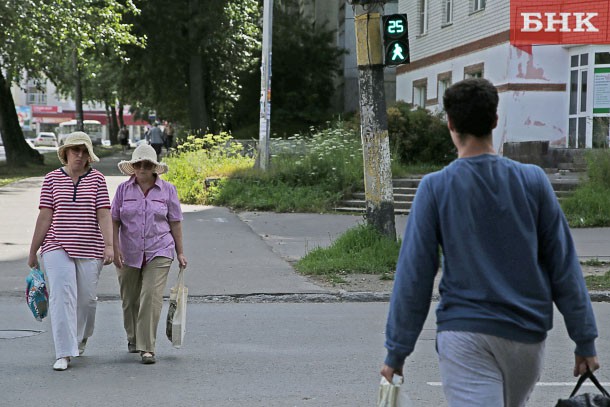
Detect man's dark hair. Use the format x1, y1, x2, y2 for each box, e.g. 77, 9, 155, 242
442, 78, 498, 138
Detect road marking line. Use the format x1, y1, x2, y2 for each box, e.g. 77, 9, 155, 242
427, 382, 610, 387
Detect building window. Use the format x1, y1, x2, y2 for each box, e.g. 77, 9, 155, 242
418, 0, 428, 35
568, 53, 589, 148
26, 79, 47, 105
413, 78, 428, 107
442, 0, 453, 25
595, 52, 610, 64
437, 72, 452, 108
464, 63, 484, 79
471, 0, 486, 13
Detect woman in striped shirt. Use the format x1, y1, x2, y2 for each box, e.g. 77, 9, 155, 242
28, 132, 114, 371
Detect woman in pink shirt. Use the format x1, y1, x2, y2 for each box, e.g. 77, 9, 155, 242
112, 144, 187, 364
28, 132, 114, 371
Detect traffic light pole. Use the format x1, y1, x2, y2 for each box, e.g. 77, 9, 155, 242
353, 3, 396, 240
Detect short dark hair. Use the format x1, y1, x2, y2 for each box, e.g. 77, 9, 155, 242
442, 78, 498, 138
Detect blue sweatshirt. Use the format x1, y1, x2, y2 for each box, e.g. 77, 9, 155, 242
384, 154, 598, 369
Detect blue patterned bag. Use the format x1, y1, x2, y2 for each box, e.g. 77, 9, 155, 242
25, 268, 49, 322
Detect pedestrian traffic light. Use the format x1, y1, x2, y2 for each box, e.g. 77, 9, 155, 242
382, 14, 410, 66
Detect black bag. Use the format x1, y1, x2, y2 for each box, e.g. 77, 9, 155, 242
555, 370, 610, 407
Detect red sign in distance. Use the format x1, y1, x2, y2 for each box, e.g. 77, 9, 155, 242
511, 0, 610, 45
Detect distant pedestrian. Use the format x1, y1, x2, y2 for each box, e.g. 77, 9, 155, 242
112, 144, 187, 364
145, 121, 164, 161
163, 121, 174, 153
119, 125, 129, 153
381, 78, 599, 406
28, 131, 114, 371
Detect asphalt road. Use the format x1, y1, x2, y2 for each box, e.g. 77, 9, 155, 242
2, 297, 610, 406
2, 150, 610, 406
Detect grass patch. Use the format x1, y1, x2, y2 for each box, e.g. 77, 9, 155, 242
585, 271, 610, 291
391, 162, 442, 178
562, 184, 610, 227
294, 224, 401, 281
209, 178, 343, 212
582, 258, 605, 267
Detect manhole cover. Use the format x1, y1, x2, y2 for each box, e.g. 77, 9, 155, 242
0, 329, 44, 339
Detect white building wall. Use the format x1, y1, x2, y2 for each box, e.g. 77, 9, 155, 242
400, 0, 510, 60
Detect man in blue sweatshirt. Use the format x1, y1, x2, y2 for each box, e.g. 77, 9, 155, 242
381, 78, 599, 406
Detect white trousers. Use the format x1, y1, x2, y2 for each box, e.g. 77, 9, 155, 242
42, 249, 103, 359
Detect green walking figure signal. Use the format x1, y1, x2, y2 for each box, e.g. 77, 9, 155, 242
382, 14, 410, 66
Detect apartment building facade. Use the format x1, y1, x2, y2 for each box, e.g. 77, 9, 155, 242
396, 0, 610, 151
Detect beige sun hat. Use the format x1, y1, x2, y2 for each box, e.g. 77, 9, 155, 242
118, 144, 169, 175
57, 131, 99, 165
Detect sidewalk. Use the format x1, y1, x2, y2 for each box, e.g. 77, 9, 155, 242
0, 151, 609, 299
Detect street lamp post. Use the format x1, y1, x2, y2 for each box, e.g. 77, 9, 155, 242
257, 0, 273, 171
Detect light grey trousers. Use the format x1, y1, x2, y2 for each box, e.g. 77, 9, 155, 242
43, 249, 102, 359
437, 331, 546, 407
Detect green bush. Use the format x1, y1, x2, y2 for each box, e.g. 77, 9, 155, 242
585, 149, 610, 188
208, 123, 364, 212
163, 132, 254, 204
562, 149, 610, 227
387, 101, 456, 165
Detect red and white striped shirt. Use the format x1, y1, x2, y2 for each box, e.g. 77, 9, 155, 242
39, 168, 111, 259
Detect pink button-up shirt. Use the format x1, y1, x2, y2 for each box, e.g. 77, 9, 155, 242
111, 175, 183, 268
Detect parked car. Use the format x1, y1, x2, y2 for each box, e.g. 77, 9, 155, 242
34, 132, 58, 147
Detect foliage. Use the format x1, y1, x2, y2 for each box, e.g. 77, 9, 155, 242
386, 101, 456, 165
118, 0, 260, 131
208, 124, 364, 211
562, 150, 610, 227
0, 0, 142, 165
163, 133, 254, 204
230, 0, 345, 137
294, 224, 401, 281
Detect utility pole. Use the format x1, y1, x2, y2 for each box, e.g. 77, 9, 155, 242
257, 0, 273, 171
351, 0, 396, 240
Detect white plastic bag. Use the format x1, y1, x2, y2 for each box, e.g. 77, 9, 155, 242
377, 374, 413, 407
166, 267, 187, 348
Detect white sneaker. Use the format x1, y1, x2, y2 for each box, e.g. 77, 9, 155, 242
53, 357, 70, 371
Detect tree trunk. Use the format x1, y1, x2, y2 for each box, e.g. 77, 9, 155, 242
118, 101, 124, 128
0, 69, 43, 166
188, 0, 209, 132
109, 104, 119, 144
73, 50, 84, 132
354, 8, 396, 240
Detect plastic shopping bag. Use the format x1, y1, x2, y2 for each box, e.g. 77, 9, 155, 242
166, 267, 187, 348
377, 375, 413, 407
25, 268, 49, 322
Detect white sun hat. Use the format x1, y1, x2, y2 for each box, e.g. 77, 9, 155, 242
117, 144, 169, 175
57, 131, 99, 165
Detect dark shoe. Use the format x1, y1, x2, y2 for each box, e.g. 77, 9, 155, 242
78, 338, 88, 355
128, 342, 137, 353
140, 352, 156, 364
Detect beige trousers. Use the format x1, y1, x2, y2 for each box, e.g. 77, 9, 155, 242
116, 256, 172, 353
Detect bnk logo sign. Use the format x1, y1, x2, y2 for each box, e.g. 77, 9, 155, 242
510, 0, 610, 45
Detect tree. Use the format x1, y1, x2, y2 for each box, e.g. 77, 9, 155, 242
0, 0, 142, 166
117, 0, 260, 133
230, 0, 345, 137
